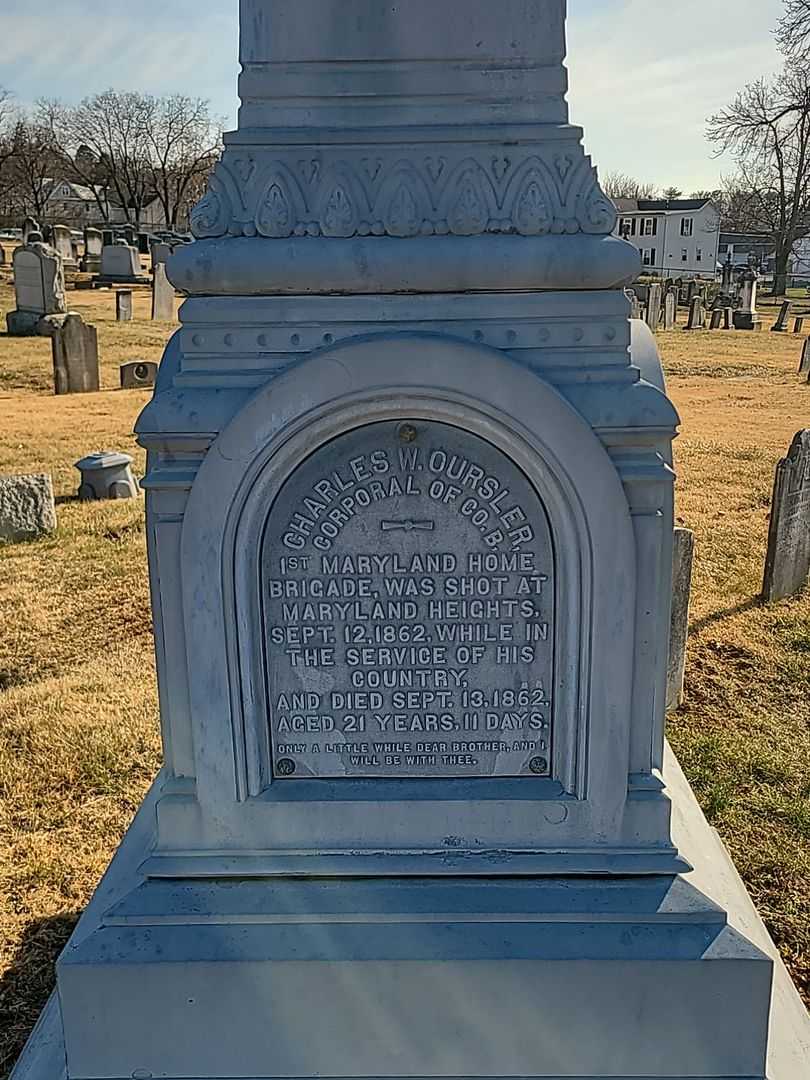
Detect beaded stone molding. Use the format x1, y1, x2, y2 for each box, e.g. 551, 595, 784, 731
190, 145, 617, 241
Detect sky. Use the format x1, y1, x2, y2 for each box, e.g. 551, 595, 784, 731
0, 0, 787, 193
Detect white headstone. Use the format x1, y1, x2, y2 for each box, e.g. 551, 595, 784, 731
51, 223, 77, 267
8, 241, 67, 334
151, 263, 175, 321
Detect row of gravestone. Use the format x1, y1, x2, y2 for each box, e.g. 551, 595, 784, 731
668, 427, 810, 712
22, 216, 190, 261
5, 237, 176, 340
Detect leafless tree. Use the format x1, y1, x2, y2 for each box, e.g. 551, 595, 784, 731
39, 91, 153, 224
600, 171, 658, 200
2, 116, 61, 219
143, 94, 222, 228
708, 65, 810, 294
777, 0, 810, 57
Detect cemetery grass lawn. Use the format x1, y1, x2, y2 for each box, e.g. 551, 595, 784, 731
0, 288, 808, 1075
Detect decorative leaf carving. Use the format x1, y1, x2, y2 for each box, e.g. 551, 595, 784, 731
385, 182, 420, 237
256, 180, 294, 238
514, 175, 551, 235
189, 179, 230, 239
448, 168, 490, 236
321, 184, 357, 237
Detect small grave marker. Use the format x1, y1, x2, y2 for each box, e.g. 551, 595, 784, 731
762, 430, 810, 601
116, 290, 134, 322
663, 290, 676, 329
666, 528, 695, 712
120, 361, 158, 389
771, 300, 791, 332
686, 296, 703, 329
151, 263, 175, 321
76, 451, 140, 500
0, 474, 56, 542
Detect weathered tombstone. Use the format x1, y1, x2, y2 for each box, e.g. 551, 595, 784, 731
123, 224, 136, 246
22, 215, 40, 244
762, 430, 810, 602
120, 360, 158, 389
16, 3, 808, 1079
51, 223, 77, 269
98, 241, 144, 282
720, 257, 734, 298
771, 300, 791, 332
685, 279, 697, 306
663, 289, 676, 329
666, 528, 695, 712
645, 281, 662, 331
793, 316, 804, 334
76, 451, 139, 500
151, 262, 175, 320
0, 474, 56, 542
709, 307, 722, 330
102, 228, 114, 247
723, 306, 734, 330
734, 267, 762, 330
82, 227, 103, 272
51, 313, 100, 395
625, 288, 641, 319
116, 289, 134, 322
686, 295, 704, 329
6, 239, 67, 335
138, 232, 151, 255
799, 337, 810, 375
151, 240, 172, 266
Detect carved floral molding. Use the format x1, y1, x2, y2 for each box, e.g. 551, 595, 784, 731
190, 146, 617, 241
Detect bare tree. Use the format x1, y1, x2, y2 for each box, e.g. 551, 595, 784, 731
143, 94, 222, 228
777, 0, 810, 57
708, 65, 810, 294
40, 91, 153, 224
601, 171, 659, 200
2, 116, 61, 219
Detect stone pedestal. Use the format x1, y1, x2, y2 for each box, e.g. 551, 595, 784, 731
75, 452, 139, 500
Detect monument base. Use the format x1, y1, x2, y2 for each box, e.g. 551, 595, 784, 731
733, 312, 763, 330
11, 749, 810, 1080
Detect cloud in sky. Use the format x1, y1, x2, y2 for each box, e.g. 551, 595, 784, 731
1, 0, 787, 190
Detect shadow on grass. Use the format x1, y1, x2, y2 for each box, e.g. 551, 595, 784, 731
689, 596, 762, 636
0, 913, 78, 1080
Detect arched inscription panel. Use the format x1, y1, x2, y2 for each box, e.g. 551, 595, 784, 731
261, 420, 555, 779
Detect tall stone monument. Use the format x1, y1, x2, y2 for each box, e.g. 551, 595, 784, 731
13, 4, 810, 1080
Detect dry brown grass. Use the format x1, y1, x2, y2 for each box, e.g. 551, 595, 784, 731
0, 281, 808, 1074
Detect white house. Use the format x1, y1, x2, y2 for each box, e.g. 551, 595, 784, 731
612, 198, 721, 280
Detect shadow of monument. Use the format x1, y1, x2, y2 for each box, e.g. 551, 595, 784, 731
689, 596, 761, 636
0, 913, 77, 1080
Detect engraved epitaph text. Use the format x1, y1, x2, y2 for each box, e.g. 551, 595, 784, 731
262, 421, 555, 778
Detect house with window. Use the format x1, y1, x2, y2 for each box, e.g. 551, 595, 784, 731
612, 197, 721, 280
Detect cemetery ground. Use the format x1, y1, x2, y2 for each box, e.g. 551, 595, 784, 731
0, 283, 808, 1074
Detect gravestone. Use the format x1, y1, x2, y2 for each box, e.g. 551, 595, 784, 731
663, 289, 676, 329
123, 224, 136, 246
51, 314, 100, 395
138, 232, 150, 255
0, 243, 5, 266
76, 452, 139, 500
645, 281, 662, 331
51, 223, 77, 269
102, 228, 114, 247
6, 239, 67, 335
116, 289, 133, 321
793, 317, 804, 334
666, 528, 695, 712
771, 300, 791, 332
150, 240, 171, 266
686, 295, 704, 329
15, 3, 809, 1080
98, 241, 146, 283
151, 262, 175, 320
762, 430, 810, 602
734, 267, 762, 330
120, 360, 158, 389
626, 288, 641, 319
82, 227, 103, 272
724, 306, 734, 329
709, 308, 722, 330
799, 337, 810, 375
0, 474, 56, 542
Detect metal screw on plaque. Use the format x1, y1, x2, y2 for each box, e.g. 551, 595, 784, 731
529, 757, 548, 775
276, 758, 296, 776
399, 423, 418, 443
